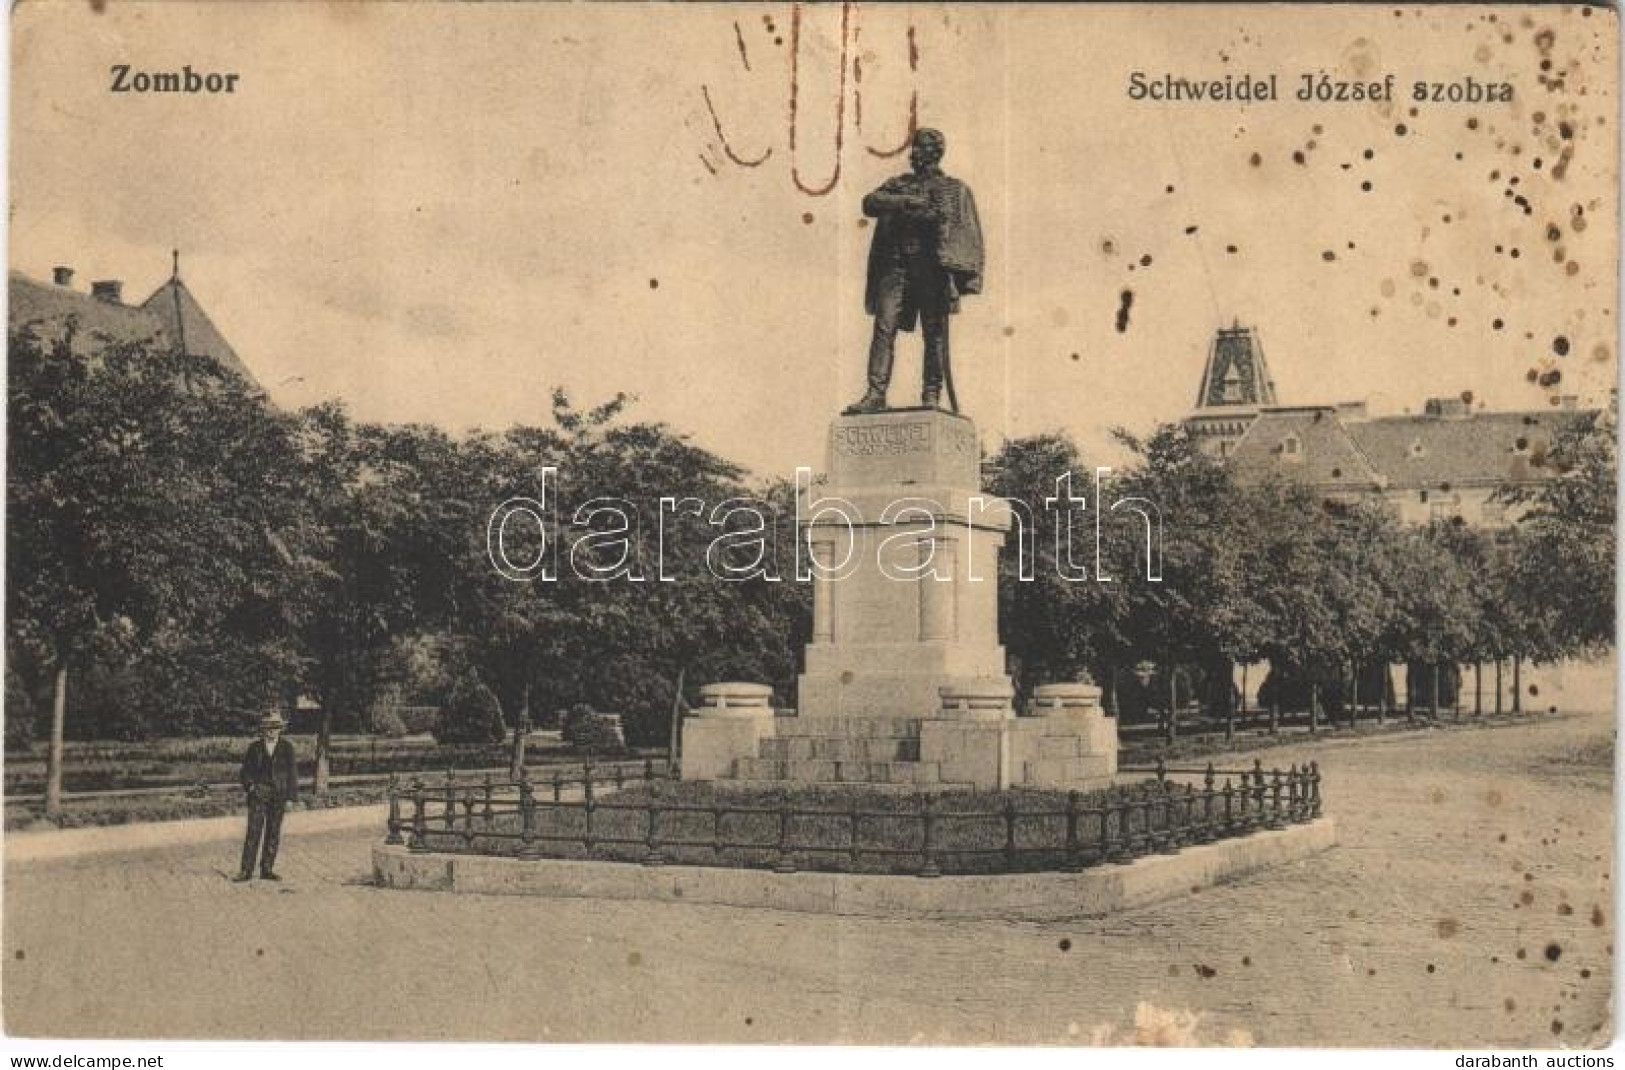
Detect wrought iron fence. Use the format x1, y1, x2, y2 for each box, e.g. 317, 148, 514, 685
383, 758, 1322, 878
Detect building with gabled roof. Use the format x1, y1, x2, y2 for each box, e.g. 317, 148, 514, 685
8, 253, 261, 394
1185, 324, 1597, 527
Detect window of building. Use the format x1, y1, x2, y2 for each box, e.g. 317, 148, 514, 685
1281, 434, 1302, 461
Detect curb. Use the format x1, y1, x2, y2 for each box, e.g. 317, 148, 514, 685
372, 816, 1337, 920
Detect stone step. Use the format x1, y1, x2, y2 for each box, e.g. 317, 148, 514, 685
773, 716, 924, 739
758, 736, 922, 762
733, 757, 944, 785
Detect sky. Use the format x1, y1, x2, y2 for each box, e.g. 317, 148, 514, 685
10, 2, 1619, 479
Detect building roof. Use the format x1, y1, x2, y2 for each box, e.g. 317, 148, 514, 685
1227, 407, 1385, 490
8, 268, 260, 392
139, 276, 256, 384
1347, 408, 1591, 489
1224, 402, 1593, 491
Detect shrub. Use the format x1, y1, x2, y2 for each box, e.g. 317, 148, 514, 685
432, 673, 506, 745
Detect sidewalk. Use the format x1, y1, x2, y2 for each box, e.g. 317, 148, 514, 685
3, 800, 390, 865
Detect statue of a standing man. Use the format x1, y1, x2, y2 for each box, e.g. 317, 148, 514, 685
845, 128, 984, 415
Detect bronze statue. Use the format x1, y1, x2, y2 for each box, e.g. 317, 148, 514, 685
845, 128, 984, 415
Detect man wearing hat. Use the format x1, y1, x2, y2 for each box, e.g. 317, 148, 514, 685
235, 710, 299, 882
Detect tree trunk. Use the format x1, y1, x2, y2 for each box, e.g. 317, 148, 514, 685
1240, 663, 1250, 724
1430, 662, 1440, 720
1474, 661, 1483, 716
1513, 656, 1523, 713
1495, 658, 1504, 715
1309, 682, 1320, 734
1350, 664, 1360, 729
1224, 660, 1235, 742
1378, 664, 1388, 725
1105, 664, 1120, 719
44, 663, 67, 821
1405, 664, 1416, 722
1269, 700, 1279, 736
509, 680, 531, 781
1165, 668, 1178, 744
667, 667, 687, 773
314, 707, 332, 797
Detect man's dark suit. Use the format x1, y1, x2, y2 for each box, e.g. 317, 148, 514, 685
238, 737, 298, 878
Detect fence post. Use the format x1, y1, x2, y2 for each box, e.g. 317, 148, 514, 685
385, 774, 404, 845
1311, 761, 1323, 817
583, 762, 596, 857
1063, 790, 1082, 872
1003, 796, 1018, 869
645, 758, 655, 782
1268, 769, 1286, 829
849, 800, 862, 870
774, 798, 797, 874
713, 803, 726, 859
615, 764, 625, 791
1222, 778, 1235, 836
1155, 784, 1178, 854
1155, 757, 1167, 784
918, 793, 941, 878
443, 769, 456, 831
1201, 765, 1217, 842
553, 771, 563, 803
518, 773, 540, 861
1251, 760, 1267, 829
409, 777, 428, 852
1101, 790, 1123, 863
482, 773, 494, 822
643, 778, 664, 866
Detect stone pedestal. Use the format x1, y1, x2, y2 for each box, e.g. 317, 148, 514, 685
680, 683, 777, 781
797, 408, 1012, 722
681, 410, 1118, 792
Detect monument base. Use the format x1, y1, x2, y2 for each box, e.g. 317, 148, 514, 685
681, 681, 1118, 792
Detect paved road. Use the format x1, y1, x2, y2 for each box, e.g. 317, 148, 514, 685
3, 712, 1613, 1046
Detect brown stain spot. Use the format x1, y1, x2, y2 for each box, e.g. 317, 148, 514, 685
1545, 943, 1563, 962
1552, 1020, 1564, 1036
255, 948, 265, 957
1167, 964, 1181, 977
1411, 260, 1430, 278
1115, 290, 1134, 333
1426, 963, 1437, 974
1591, 906, 1606, 927
857, 218, 869, 229
1558, 903, 1574, 916
1249, 152, 1262, 167
1003, 326, 1016, 338
1241, 956, 1252, 967
648, 278, 660, 290
1058, 938, 1072, 952
1521, 890, 1536, 906
1517, 948, 1528, 960
1194, 964, 1217, 979
1505, 998, 1517, 1013
627, 951, 643, 966
1436, 919, 1461, 939
1322, 251, 1337, 262
839, 671, 855, 685
801, 212, 815, 225
1429, 788, 1448, 804
13, 950, 23, 961
672, 885, 684, 898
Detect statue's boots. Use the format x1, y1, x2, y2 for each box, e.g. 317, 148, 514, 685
921, 388, 942, 410
843, 391, 889, 415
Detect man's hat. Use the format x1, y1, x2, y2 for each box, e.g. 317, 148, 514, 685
259, 710, 288, 730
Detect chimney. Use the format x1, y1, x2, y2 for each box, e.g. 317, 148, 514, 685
1423, 396, 1468, 418
90, 279, 123, 304
1335, 400, 1369, 420
52, 266, 74, 288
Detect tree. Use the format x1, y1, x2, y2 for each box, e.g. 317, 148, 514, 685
8, 326, 307, 813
